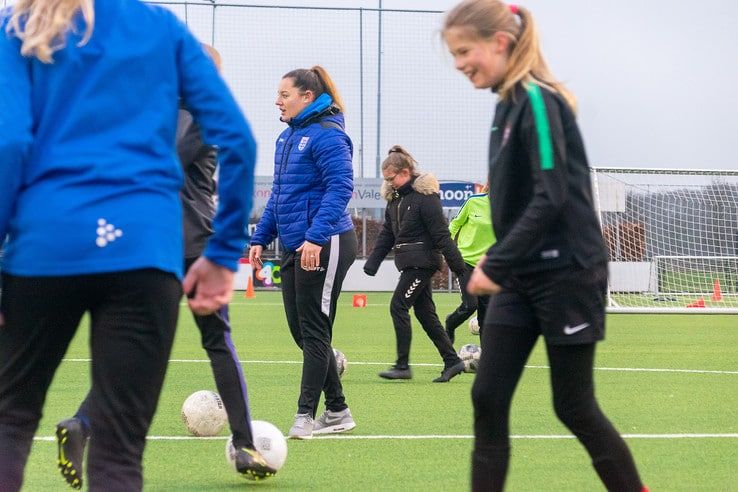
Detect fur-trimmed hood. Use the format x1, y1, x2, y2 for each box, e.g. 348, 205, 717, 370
380, 173, 440, 201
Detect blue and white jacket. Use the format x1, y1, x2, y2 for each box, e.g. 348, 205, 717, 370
0, 0, 255, 277
251, 94, 354, 251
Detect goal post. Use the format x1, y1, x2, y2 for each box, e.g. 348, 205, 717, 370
591, 167, 738, 313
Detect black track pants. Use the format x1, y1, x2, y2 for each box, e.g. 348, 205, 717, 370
280, 231, 357, 416
445, 262, 490, 341
390, 268, 460, 369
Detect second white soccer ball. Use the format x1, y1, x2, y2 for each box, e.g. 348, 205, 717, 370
225, 420, 288, 474
181, 390, 228, 437
469, 316, 480, 335
333, 348, 348, 377
458, 343, 482, 373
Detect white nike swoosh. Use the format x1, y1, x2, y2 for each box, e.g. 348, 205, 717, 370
563, 323, 590, 335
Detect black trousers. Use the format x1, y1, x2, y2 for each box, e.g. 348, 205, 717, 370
471, 273, 643, 491
390, 269, 461, 369
74, 258, 254, 449
445, 262, 490, 341
0, 270, 181, 492
280, 231, 357, 416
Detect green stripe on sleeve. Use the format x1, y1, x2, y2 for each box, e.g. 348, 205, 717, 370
525, 83, 554, 170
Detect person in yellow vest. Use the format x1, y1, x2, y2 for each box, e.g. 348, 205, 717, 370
446, 184, 496, 344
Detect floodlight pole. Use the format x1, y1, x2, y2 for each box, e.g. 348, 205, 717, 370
375, 0, 383, 178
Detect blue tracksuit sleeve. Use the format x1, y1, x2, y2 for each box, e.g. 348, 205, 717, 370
0, 25, 32, 242
304, 129, 354, 246
251, 192, 278, 247
173, 19, 256, 271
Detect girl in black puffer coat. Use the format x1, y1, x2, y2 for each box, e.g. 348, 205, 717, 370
364, 146, 467, 382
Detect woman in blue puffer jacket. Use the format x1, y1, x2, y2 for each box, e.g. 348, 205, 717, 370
249, 66, 357, 440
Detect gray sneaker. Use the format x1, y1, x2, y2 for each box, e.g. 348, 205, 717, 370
313, 408, 356, 435
288, 413, 314, 440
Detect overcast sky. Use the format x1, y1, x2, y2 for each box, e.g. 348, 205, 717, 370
4, 0, 734, 172
245, 0, 738, 171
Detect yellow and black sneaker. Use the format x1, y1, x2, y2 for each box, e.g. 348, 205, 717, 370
235, 447, 277, 481
56, 418, 88, 490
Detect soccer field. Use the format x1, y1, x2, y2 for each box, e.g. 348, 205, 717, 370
22, 292, 738, 491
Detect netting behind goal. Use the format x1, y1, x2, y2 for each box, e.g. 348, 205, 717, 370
592, 168, 738, 313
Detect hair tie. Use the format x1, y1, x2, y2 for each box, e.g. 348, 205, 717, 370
509, 4, 519, 14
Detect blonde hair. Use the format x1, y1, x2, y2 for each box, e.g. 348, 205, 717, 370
443, 0, 576, 111
382, 145, 419, 175
283, 65, 345, 113
7, 0, 94, 64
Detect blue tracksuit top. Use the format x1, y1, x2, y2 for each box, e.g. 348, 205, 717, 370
251, 94, 354, 252
0, 0, 256, 277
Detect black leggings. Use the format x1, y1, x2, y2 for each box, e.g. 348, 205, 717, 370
0, 270, 181, 492
471, 323, 643, 492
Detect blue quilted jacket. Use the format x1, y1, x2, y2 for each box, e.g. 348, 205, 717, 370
251, 94, 354, 251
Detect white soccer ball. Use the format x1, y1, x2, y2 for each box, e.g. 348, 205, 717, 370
181, 390, 228, 437
458, 343, 482, 373
333, 348, 348, 377
469, 316, 480, 335
226, 420, 288, 472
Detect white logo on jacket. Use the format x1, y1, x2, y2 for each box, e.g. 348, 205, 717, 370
404, 278, 422, 299
95, 218, 123, 248
298, 136, 310, 151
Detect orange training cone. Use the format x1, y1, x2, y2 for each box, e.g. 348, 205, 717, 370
686, 297, 705, 308
352, 293, 367, 307
711, 278, 722, 302
245, 274, 255, 299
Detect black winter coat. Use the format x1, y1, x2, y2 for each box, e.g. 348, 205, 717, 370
364, 174, 466, 276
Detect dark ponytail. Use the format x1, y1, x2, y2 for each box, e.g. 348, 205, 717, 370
282, 65, 345, 112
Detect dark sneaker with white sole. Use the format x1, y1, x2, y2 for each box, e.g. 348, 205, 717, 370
313, 408, 356, 435
433, 360, 466, 382
56, 418, 88, 490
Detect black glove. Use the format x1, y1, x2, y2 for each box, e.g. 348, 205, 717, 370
364, 265, 377, 277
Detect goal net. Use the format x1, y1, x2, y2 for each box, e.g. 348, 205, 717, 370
592, 168, 738, 313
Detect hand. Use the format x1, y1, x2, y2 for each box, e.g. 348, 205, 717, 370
248, 244, 264, 270
182, 256, 234, 315
467, 265, 502, 296
364, 266, 377, 277
296, 241, 322, 271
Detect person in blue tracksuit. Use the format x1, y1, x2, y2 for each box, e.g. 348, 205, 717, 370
249, 66, 357, 440
0, 1, 265, 489
53, 46, 273, 490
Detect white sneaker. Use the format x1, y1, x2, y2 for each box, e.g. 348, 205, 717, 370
313, 408, 356, 435
288, 413, 314, 440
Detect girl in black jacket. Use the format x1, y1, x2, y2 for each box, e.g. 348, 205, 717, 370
364, 146, 467, 383
443, 2, 646, 491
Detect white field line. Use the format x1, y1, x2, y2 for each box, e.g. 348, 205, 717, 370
180, 302, 460, 307
32, 433, 738, 442
61, 358, 738, 375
